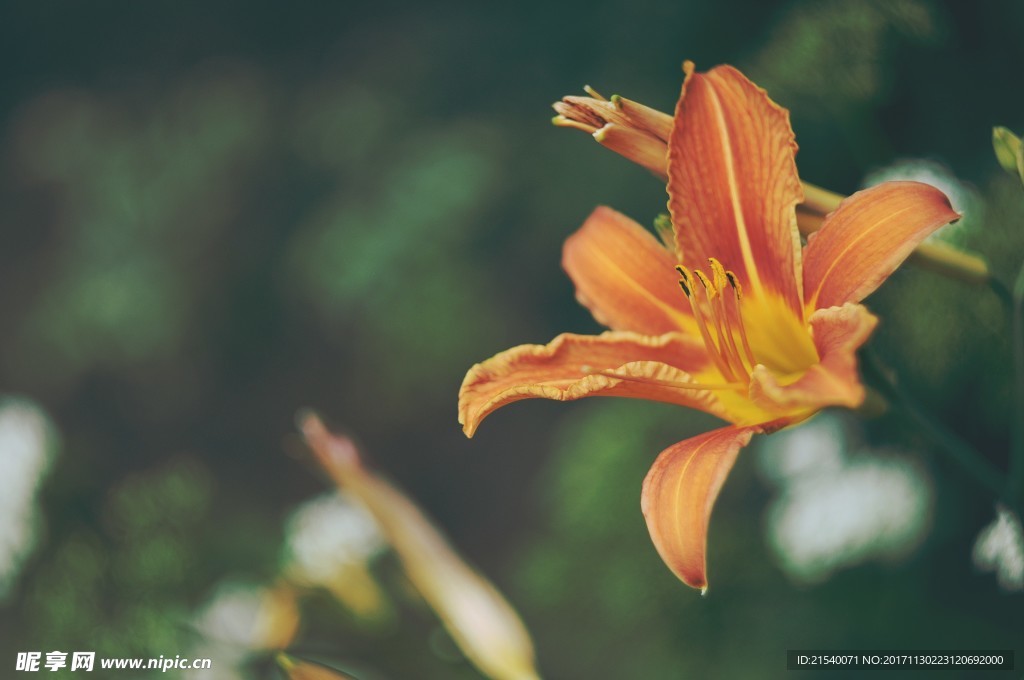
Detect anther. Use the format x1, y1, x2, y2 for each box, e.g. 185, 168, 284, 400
707, 261, 748, 378
692, 270, 716, 298
677, 263, 736, 382
721, 271, 757, 370
708, 258, 729, 292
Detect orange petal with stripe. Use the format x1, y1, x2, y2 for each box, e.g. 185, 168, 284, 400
641, 423, 779, 591
802, 181, 959, 309
667, 63, 804, 316
562, 206, 693, 335
458, 331, 716, 437
749, 303, 878, 414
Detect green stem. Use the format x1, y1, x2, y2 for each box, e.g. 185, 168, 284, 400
1010, 262, 1024, 503
863, 349, 1018, 515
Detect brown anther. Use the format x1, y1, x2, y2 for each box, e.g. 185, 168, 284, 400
693, 270, 717, 299
725, 271, 742, 298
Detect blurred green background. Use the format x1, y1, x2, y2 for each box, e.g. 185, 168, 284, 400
1, 0, 1023, 678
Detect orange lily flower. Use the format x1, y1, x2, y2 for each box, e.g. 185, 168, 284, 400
458, 62, 959, 591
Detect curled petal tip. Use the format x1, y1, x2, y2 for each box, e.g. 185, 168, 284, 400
642, 425, 762, 590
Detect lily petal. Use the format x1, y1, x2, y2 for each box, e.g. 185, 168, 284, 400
802, 181, 959, 309
563, 206, 694, 335
642, 423, 777, 591
749, 303, 878, 414
459, 332, 718, 437
667, 63, 804, 315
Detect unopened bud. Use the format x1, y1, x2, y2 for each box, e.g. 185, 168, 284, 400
992, 126, 1024, 182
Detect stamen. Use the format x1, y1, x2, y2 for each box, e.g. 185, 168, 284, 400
673, 259, 762, 386
589, 369, 745, 391
703, 259, 747, 378
583, 85, 606, 101
724, 271, 758, 370
675, 264, 693, 303
676, 265, 737, 382
692, 270, 716, 298
693, 264, 750, 379
724, 270, 740, 293
708, 258, 729, 292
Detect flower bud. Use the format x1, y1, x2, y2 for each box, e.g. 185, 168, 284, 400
992, 126, 1023, 178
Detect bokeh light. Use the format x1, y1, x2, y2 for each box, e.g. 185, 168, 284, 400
0, 398, 56, 599
758, 414, 934, 584
973, 505, 1024, 592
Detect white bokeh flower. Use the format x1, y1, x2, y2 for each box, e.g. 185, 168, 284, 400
0, 397, 56, 599
188, 580, 300, 680
283, 491, 384, 586
758, 413, 933, 584
972, 506, 1024, 592
755, 413, 847, 485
